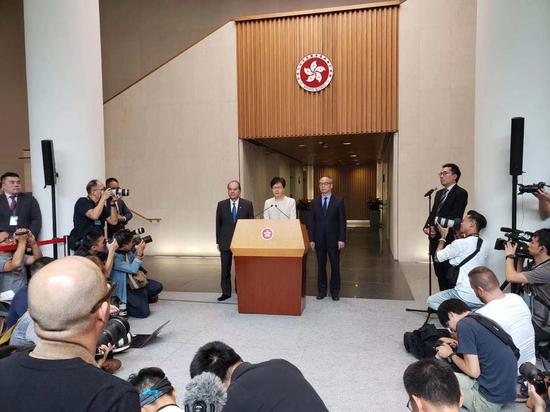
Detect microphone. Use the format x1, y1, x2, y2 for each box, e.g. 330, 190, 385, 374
254, 204, 273, 219
424, 187, 437, 197
183, 372, 227, 412
274, 204, 291, 219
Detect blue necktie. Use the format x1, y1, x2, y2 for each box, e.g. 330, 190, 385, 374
231, 202, 237, 223
322, 197, 328, 214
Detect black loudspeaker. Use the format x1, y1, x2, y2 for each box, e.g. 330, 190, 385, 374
509, 117, 524, 176
41, 140, 56, 186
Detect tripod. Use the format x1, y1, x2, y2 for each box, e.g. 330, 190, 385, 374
406, 190, 436, 323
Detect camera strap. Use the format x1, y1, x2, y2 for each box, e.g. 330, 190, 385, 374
467, 313, 520, 360
455, 238, 483, 269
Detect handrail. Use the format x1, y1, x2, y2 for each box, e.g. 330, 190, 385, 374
129, 208, 161, 223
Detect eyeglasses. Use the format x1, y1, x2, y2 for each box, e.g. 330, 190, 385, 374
89, 282, 115, 314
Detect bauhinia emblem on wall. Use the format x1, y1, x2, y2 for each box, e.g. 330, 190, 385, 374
295, 54, 334, 92
260, 227, 274, 240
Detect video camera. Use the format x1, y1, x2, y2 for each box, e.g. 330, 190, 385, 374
519, 362, 550, 395
494, 227, 532, 259
518, 182, 548, 195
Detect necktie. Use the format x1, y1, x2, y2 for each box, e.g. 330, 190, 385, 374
9, 195, 17, 214
436, 189, 449, 213
231, 202, 237, 223
322, 197, 328, 214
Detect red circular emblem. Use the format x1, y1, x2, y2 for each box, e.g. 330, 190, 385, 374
260, 228, 274, 240
296, 54, 334, 92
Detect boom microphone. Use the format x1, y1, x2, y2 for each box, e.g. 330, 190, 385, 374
183, 372, 227, 412
424, 187, 437, 197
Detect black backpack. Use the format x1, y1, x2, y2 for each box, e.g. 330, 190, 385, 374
403, 323, 451, 359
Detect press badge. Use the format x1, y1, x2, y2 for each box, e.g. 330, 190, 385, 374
9, 216, 18, 226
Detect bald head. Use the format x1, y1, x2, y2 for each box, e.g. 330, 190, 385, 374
29, 256, 108, 337
468, 266, 500, 292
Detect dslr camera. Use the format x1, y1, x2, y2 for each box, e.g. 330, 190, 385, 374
518, 182, 548, 195
519, 362, 550, 395
494, 227, 532, 259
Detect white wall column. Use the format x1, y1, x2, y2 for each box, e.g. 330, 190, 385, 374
24, 0, 105, 250
475, 0, 550, 274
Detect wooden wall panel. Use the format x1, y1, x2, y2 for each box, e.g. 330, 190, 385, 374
314, 165, 377, 220
237, 4, 399, 139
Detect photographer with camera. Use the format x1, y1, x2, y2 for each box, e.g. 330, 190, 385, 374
112, 229, 162, 318
504, 228, 550, 346
68, 179, 118, 251
0, 256, 140, 411
426, 210, 488, 310
0, 229, 42, 295
424, 164, 469, 291
106, 177, 133, 238
436, 299, 518, 411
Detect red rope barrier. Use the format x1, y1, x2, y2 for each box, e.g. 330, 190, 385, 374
0, 237, 65, 252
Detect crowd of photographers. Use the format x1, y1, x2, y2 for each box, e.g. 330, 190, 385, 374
405, 165, 550, 412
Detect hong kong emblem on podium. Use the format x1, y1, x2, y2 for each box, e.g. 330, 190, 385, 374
261, 228, 274, 240
296, 54, 334, 92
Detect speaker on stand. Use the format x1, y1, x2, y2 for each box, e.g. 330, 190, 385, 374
41, 140, 59, 258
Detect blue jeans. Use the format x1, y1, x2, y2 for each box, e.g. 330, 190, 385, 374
427, 288, 483, 311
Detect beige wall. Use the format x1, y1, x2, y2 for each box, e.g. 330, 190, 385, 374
0, 0, 29, 187
397, 0, 477, 261
99, 0, 378, 101
104, 22, 239, 256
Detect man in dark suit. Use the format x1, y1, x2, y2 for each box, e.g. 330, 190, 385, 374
423, 163, 468, 291
0, 172, 42, 236
215, 180, 254, 302
308, 176, 347, 301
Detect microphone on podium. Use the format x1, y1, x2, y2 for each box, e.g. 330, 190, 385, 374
254, 204, 273, 219
274, 204, 291, 219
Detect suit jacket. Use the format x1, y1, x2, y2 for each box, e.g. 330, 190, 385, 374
308, 195, 346, 248
424, 184, 468, 254
0, 192, 42, 236
216, 198, 254, 251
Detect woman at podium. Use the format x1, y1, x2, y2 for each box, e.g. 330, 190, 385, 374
263, 177, 297, 219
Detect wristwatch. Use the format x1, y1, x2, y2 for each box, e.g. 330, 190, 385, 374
447, 352, 455, 364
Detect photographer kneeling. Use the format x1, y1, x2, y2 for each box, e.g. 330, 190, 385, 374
504, 228, 550, 345
427, 210, 488, 310
112, 229, 163, 318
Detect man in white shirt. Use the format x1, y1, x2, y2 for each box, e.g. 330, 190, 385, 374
427, 210, 488, 310
470, 266, 536, 372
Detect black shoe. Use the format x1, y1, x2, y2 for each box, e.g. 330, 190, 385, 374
332, 295, 340, 301
217, 294, 231, 302
316, 294, 326, 300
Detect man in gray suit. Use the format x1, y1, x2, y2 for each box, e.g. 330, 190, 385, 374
215, 180, 254, 301
0, 172, 42, 236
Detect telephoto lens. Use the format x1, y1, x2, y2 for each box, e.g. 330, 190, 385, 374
97, 316, 130, 347
113, 188, 130, 196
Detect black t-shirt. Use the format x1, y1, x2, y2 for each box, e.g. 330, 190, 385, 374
70, 197, 111, 243
223, 359, 328, 412
0, 352, 140, 411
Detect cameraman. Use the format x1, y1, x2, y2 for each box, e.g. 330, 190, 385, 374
426, 210, 488, 310
68, 180, 118, 251
534, 188, 550, 220
504, 228, 550, 345
106, 177, 133, 238
112, 230, 162, 318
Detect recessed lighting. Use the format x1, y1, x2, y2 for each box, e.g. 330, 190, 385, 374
343, 142, 351, 145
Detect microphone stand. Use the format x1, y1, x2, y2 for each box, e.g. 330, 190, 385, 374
406, 190, 435, 323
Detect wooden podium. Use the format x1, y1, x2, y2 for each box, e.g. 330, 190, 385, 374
230, 219, 309, 316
